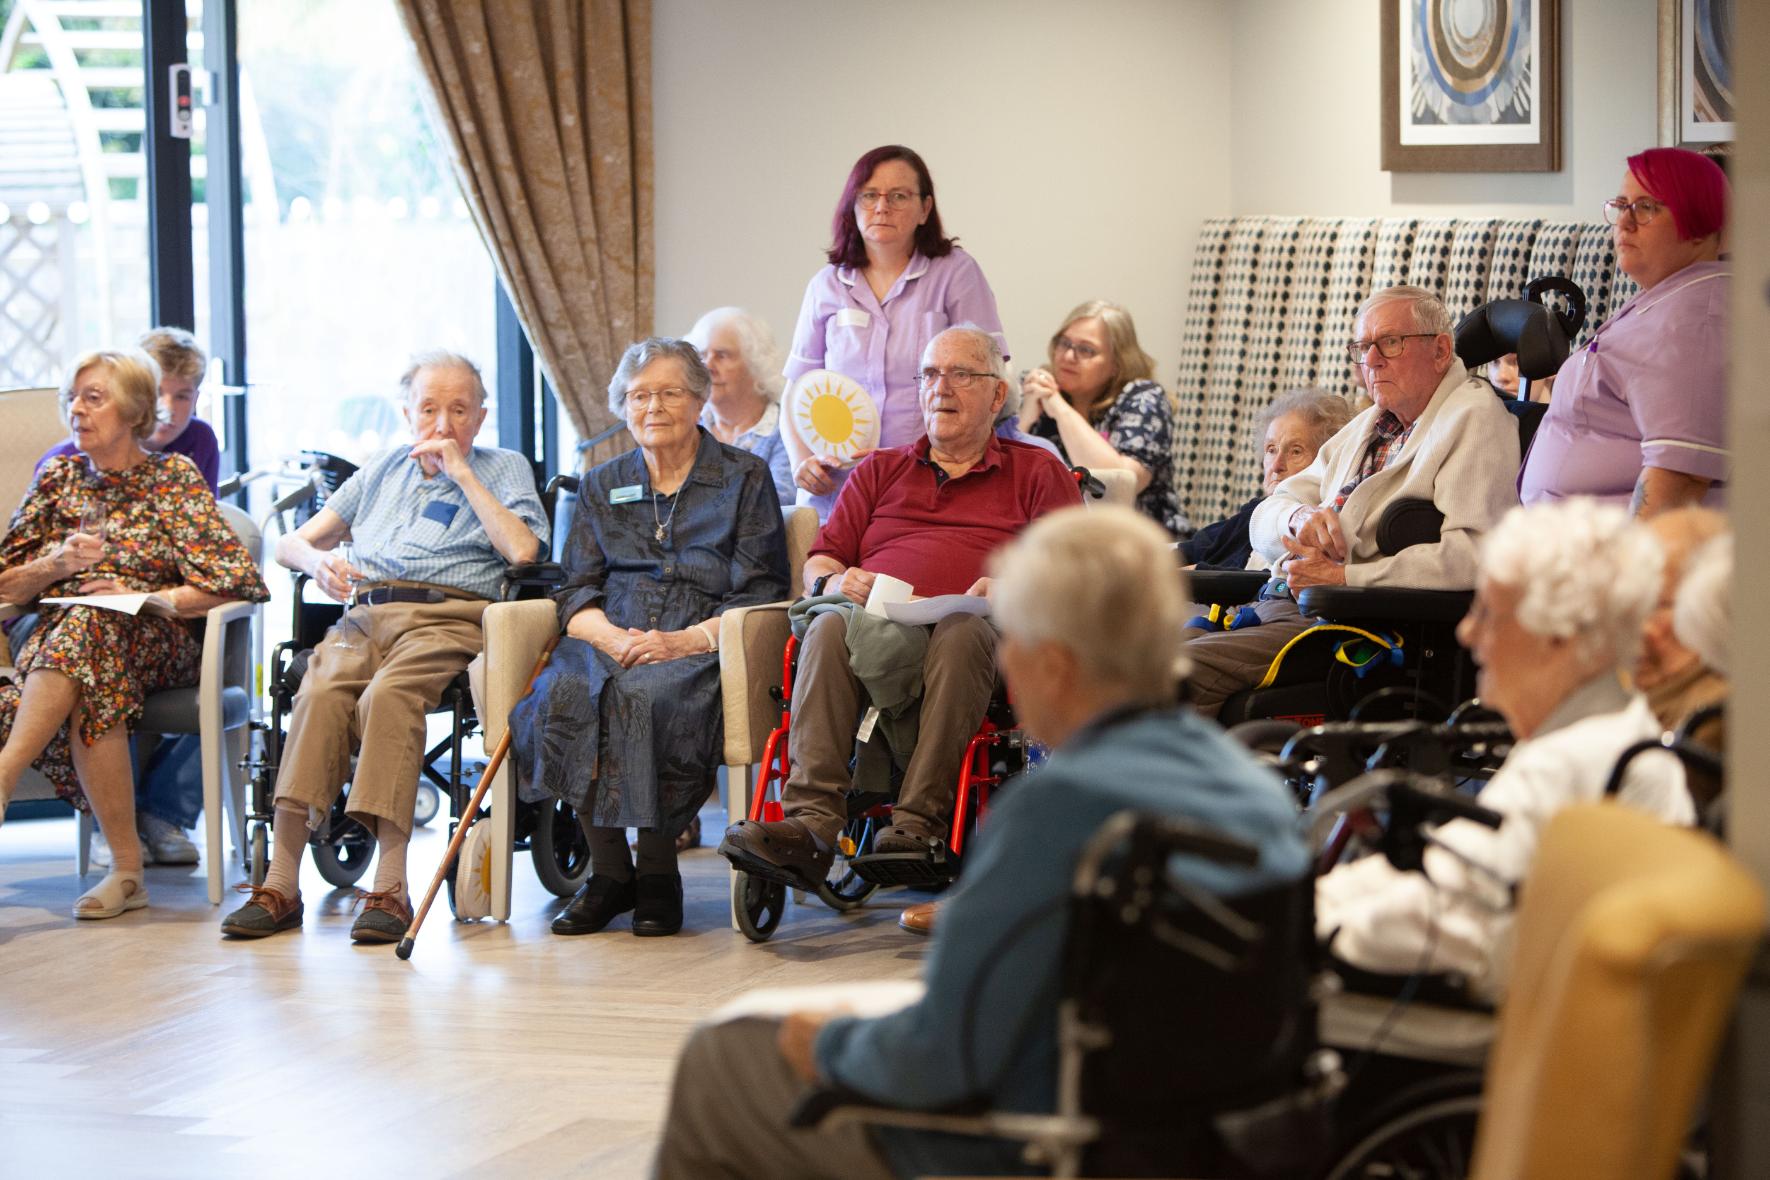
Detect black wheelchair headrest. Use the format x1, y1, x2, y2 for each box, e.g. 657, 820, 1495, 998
1453, 275, 1588, 382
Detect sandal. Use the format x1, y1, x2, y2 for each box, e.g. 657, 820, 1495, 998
72, 872, 149, 920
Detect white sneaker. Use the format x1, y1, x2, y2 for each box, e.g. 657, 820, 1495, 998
138, 813, 199, 865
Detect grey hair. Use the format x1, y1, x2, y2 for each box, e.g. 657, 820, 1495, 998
1673, 534, 1731, 676
59, 348, 161, 441
990, 505, 1190, 699
685, 307, 784, 402
924, 323, 1006, 380
1355, 284, 1455, 337
1479, 500, 1665, 669
1255, 387, 1355, 451
606, 336, 712, 416
401, 350, 488, 406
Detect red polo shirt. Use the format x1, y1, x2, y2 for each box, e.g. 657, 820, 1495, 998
811, 435, 1083, 597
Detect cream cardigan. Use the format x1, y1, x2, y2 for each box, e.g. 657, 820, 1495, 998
1250, 361, 1521, 589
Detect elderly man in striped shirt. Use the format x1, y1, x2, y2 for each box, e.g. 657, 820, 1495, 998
221, 351, 547, 945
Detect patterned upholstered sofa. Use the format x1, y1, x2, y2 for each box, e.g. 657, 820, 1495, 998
1171, 217, 1631, 528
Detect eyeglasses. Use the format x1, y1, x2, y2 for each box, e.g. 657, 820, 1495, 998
1603, 197, 1664, 227
854, 189, 922, 211
626, 386, 694, 409
1052, 336, 1102, 362
917, 367, 997, 390
65, 386, 112, 411
1345, 333, 1436, 363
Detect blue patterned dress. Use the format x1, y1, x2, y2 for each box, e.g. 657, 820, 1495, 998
508, 430, 790, 834
1030, 378, 1190, 537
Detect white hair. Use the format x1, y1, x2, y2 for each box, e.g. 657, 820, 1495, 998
606, 337, 711, 416
1355, 284, 1454, 337
1673, 533, 1731, 676
990, 505, 1189, 699
401, 350, 487, 405
924, 323, 1006, 379
684, 307, 784, 402
1479, 500, 1664, 668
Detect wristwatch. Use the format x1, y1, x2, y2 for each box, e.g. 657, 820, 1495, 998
810, 573, 833, 597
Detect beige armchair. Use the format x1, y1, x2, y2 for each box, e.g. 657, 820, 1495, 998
473, 506, 818, 921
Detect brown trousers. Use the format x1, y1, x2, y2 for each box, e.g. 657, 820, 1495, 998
784, 611, 997, 845
652, 1018, 896, 1180
275, 591, 487, 834
1178, 597, 1313, 718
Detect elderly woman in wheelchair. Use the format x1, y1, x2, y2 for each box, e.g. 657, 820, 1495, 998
1315, 499, 1694, 1001
507, 338, 789, 938
653, 507, 1309, 1179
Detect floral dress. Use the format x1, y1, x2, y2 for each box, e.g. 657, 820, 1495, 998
0, 452, 268, 809
1030, 378, 1191, 537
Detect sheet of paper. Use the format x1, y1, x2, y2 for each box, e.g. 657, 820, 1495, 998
708, 980, 926, 1025
880, 594, 991, 626
41, 593, 177, 618
864, 573, 914, 618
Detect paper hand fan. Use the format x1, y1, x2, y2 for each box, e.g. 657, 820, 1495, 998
786, 369, 880, 462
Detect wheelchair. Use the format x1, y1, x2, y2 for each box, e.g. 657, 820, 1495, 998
236, 453, 591, 908
1183, 277, 1588, 729
722, 628, 1032, 942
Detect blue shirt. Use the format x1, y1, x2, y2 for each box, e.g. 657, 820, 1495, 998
701, 400, 794, 506
323, 443, 547, 601
815, 705, 1308, 1178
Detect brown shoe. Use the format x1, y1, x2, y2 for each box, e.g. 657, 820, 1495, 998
719, 817, 834, 890
874, 818, 939, 855
221, 884, 303, 938
675, 814, 703, 854
349, 887, 413, 944
899, 901, 938, 936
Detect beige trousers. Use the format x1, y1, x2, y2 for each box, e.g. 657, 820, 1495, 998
275, 590, 487, 834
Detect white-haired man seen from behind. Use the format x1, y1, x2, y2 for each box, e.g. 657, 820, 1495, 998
1316, 500, 1694, 1001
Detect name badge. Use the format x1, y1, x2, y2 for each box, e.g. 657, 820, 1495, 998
835, 308, 871, 329
421, 500, 460, 527
610, 484, 643, 504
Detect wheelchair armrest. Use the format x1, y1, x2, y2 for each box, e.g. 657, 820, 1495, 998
503, 561, 568, 599
789, 1084, 1082, 1150
1373, 498, 1444, 556
1188, 569, 1268, 606
719, 601, 793, 766
1296, 585, 1472, 624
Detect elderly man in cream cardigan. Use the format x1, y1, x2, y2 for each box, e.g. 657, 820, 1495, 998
1180, 284, 1520, 716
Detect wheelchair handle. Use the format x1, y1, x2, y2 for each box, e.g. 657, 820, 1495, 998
1072, 810, 1262, 897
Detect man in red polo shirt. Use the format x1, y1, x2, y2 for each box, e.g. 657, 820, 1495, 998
721, 326, 1080, 887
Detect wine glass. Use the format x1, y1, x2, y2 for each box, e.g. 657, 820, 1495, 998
332, 541, 367, 651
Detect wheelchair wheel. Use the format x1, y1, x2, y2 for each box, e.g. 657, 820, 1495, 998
312, 816, 375, 888
412, 781, 441, 828
248, 824, 269, 886
530, 798, 592, 898
1321, 1077, 1482, 1180
734, 869, 787, 942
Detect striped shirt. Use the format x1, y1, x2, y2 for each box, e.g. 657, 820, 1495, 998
323, 444, 547, 601
1333, 411, 1415, 511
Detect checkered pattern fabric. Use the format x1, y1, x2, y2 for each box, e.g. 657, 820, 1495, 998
1373, 219, 1419, 291
1405, 218, 1459, 297
1278, 219, 1343, 391
1485, 219, 1543, 301
1444, 220, 1499, 321
1572, 228, 1637, 347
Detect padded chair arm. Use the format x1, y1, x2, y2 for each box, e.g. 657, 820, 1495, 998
503, 561, 568, 598
1188, 569, 1269, 606
720, 601, 793, 766
1297, 586, 1472, 624
476, 600, 560, 746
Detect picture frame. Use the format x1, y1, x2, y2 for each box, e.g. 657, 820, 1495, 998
1658, 0, 1734, 147
1381, 0, 1561, 173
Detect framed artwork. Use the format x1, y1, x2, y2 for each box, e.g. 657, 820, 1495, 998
1659, 0, 1734, 146
1381, 0, 1561, 173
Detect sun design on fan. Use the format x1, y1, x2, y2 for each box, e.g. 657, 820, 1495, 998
792, 375, 878, 461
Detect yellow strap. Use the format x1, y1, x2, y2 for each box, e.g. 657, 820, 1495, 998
1255, 623, 1402, 689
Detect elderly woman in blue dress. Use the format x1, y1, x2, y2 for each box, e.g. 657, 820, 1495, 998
509, 338, 790, 938
686, 307, 795, 506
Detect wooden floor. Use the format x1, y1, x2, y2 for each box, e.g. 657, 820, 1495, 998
0, 807, 928, 1179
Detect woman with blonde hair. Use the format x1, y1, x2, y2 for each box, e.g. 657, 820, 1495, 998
1018, 300, 1187, 536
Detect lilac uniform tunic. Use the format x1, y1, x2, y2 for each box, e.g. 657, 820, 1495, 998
1519, 260, 1729, 508
783, 247, 1007, 519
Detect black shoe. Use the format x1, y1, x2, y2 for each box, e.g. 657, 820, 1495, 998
632, 872, 684, 937
551, 874, 637, 936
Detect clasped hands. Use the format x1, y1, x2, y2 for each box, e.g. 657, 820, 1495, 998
1279, 505, 1348, 589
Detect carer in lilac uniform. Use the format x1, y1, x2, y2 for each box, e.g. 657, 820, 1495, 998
783, 144, 1008, 520
1520, 148, 1729, 517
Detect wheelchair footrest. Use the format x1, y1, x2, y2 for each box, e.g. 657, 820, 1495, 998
849, 847, 955, 887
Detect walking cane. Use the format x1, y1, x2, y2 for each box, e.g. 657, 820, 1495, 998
397, 632, 561, 960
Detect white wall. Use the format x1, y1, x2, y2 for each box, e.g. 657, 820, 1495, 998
1229, 0, 1660, 220
652, 0, 1233, 386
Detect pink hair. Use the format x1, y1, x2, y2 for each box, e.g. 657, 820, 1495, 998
1626, 147, 1729, 241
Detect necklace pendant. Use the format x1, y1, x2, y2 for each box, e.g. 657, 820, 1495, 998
655, 524, 665, 543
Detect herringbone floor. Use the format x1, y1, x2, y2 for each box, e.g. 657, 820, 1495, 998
0, 806, 927, 1180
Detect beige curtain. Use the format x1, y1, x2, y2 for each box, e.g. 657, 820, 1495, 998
398, 0, 653, 461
